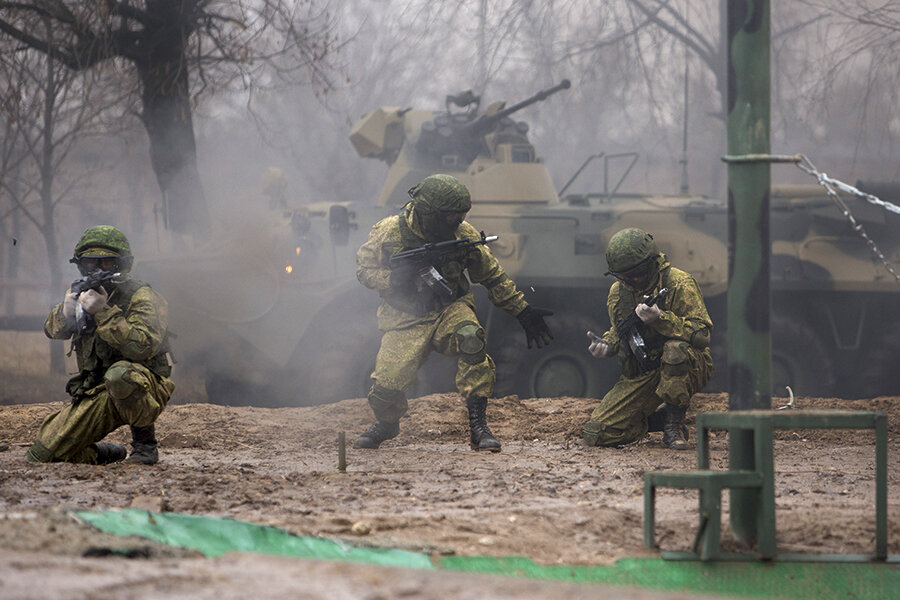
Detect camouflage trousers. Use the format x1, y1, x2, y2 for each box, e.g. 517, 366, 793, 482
27, 361, 175, 464
369, 300, 495, 422
583, 341, 713, 447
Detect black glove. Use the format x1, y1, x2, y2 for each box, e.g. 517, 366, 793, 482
516, 306, 554, 349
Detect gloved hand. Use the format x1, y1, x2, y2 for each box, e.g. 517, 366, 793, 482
62, 292, 78, 320
516, 306, 554, 349
635, 297, 661, 324
79, 286, 108, 315
586, 330, 611, 358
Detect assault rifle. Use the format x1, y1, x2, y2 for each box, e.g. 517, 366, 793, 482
615, 287, 668, 371
70, 270, 120, 336
389, 232, 498, 298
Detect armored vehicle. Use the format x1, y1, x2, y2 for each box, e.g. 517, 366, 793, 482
148, 80, 900, 405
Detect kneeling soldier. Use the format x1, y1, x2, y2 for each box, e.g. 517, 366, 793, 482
28, 225, 174, 465
583, 227, 713, 450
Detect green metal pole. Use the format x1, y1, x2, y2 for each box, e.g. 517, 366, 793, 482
725, 0, 772, 547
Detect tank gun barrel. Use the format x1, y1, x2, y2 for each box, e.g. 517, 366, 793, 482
462, 79, 571, 136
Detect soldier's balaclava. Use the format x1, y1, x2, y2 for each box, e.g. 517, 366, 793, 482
71, 225, 134, 277
407, 174, 472, 241
605, 227, 660, 292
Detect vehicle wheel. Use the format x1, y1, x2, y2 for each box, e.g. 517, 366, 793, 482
859, 320, 900, 398
770, 314, 836, 398
493, 313, 616, 399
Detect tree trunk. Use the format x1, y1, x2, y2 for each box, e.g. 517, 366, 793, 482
137, 50, 210, 236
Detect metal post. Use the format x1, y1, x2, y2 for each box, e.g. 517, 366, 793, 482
725, 0, 772, 546
337, 431, 347, 472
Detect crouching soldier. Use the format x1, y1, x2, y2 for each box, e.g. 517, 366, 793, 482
353, 174, 553, 452
583, 227, 713, 450
27, 225, 174, 465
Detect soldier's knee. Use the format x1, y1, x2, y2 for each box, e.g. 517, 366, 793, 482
658, 341, 693, 405
104, 361, 143, 401
582, 420, 626, 447
660, 340, 691, 377
26, 441, 55, 463
453, 321, 486, 365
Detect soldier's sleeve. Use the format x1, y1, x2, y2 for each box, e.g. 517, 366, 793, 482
648, 274, 712, 344
600, 284, 622, 354
356, 220, 393, 293
94, 287, 168, 361
44, 296, 75, 340
466, 238, 526, 316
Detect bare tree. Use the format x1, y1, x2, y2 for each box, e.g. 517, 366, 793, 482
0, 0, 339, 235
0, 21, 122, 370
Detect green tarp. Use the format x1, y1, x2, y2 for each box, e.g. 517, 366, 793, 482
77, 510, 900, 600
76, 509, 433, 569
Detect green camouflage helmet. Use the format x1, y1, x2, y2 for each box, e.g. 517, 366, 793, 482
72, 225, 134, 272
605, 227, 658, 273
74, 225, 132, 258
407, 174, 472, 213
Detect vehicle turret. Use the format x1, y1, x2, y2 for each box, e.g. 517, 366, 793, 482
349, 80, 571, 207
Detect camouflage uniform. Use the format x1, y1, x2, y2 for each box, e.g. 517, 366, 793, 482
357, 211, 526, 418
355, 174, 548, 451
28, 226, 174, 465
583, 233, 713, 448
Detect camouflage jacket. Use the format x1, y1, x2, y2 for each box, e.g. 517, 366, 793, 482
356, 207, 527, 330
600, 254, 712, 377
45, 278, 172, 392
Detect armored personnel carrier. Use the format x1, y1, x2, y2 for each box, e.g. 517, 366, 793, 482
148, 80, 900, 405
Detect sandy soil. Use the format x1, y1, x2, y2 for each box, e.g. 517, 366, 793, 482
0, 333, 897, 599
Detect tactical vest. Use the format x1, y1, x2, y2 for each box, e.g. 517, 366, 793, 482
385, 212, 472, 316
67, 279, 173, 399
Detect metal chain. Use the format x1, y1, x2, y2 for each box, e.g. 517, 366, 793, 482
795, 154, 900, 282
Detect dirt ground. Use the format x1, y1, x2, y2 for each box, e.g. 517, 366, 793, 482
1, 332, 898, 599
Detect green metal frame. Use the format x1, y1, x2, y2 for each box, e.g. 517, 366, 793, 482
644, 410, 889, 562
645, 470, 763, 560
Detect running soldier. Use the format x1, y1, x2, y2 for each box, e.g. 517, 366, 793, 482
354, 174, 553, 452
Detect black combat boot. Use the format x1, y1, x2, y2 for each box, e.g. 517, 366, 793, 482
647, 406, 667, 433
661, 403, 690, 450
125, 424, 159, 465
95, 442, 127, 465
353, 421, 400, 449
466, 396, 501, 452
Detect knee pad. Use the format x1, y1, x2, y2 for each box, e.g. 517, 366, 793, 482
104, 361, 140, 401
658, 341, 691, 405
453, 321, 486, 365
690, 328, 710, 350
660, 341, 691, 377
